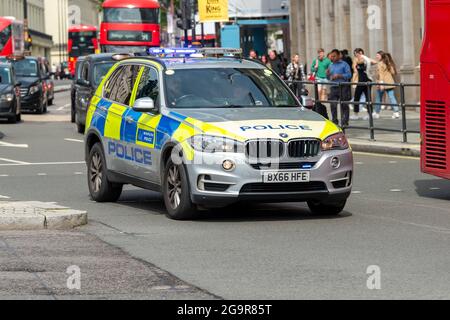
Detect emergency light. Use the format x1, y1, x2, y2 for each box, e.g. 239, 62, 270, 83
147, 47, 243, 58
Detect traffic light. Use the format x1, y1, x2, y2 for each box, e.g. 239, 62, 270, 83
176, 0, 192, 30
25, 34, 32, 51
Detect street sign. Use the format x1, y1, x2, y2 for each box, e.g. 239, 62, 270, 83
198, 0, 229, 23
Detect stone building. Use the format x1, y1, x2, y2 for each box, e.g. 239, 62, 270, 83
0, 0, 53, 57
44, 0, 100, 65
289, 0, 424, 88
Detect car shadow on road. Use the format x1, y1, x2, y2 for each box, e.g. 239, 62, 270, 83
414, 179, 450, 201
117, 190, 353, 222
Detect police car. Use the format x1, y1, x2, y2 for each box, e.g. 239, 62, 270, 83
85, 48, 353, 220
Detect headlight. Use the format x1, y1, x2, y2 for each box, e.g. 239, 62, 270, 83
321, 132, 349, 151
0, 93, 14, 102
29, 85, 40, 95
189, 135, 244, 153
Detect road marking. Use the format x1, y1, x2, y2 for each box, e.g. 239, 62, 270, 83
64, 138, 84, 143
388, 161, 398, 164
0, 141, 29, 148
0, 161, 85, 167
352, 191, 362, 194
0, 174, 9, 177
355, 162, 364, 165
0, 195, 10, 199
0, 157, 31, 165
429, 187, 441, 190
74, 172, 84, 175
353, 151, 419, 161
57, 103, 71, 111
37, 173, 48, 176
390, 189, 403, 192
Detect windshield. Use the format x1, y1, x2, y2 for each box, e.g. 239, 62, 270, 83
0, 67, 11, 84
0, 25, 11, 52
93, 62, 114, 86
165, 68, 299, 109
104, 8, 159, 24
14, 59, 39, 77
69, 31, 97, 57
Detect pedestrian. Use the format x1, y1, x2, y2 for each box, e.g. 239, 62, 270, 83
268, 50, 284, 77
261, 54, 271, 69
350, 48, 377, 120
311, 48, 332, 102
341, 49, 354, 78
249, 49, 259, 61
327, 49, 352, 127
286, 54, 306, 96
373, 52, 400, 119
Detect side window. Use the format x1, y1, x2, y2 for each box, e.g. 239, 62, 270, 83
112, 64, 140, 106
81, 62, 89, 83
103, 66, 124, 101
135, 66, 160, 107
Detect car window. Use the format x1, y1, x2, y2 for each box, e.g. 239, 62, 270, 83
104, 64, 140, 106
14, 59, 39, 77
75, 61, 84, 81
81, 63, 89, 82
92, 62, 114, 87
135, 66, 160, 107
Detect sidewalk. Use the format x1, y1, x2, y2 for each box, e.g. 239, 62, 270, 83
0, 228, 217, 299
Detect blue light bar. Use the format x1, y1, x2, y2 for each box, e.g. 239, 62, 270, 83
147, 48, 198, 56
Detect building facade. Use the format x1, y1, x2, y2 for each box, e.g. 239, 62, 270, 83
44, 0, 100, 65
0, 0, 53, 57
290, 0, 423, 88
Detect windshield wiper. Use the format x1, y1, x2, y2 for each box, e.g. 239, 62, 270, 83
215, 105, 248, 109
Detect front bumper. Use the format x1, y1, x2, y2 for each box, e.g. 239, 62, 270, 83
0, 100, 16, 118
185, 149, 354, 207
21, 92, 42, 111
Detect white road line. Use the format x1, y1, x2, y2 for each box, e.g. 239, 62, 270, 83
355, 162, 364, 165
64, 138, 84, 143
0, 161, 85, 167
352, 191, 362, 194
0, 141, 29, 148
0, 174, 9, 177
390, 189, 403, 192
37, 173, 48, 176
429, 187, 441, 190
0, 157, 31, 165
0, 195, 10, 199
353, 151, 419, 161
57, 104, 71, 111
388, 161, 398, 164
74, 172, 84, 175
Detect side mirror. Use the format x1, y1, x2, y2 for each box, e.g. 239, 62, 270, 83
76, 79, 89, 86
300, 96, 314, 109
132, 97, 157, 113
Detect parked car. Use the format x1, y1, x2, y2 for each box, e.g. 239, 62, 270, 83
0, 56, 50, 114
71, 53, 120, 133
0, 62, 21, 123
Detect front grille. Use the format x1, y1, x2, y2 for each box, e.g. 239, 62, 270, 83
20, 88, 28, 97
246, 140, 284, 160
240, 182, 327, 193
288, 139, 321, 158
250, 162, 317, 170
424, 100, 447, 170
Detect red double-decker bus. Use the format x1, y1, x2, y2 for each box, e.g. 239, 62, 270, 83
100, 0, 160, 53
0, 17, 24, 57
420, 0, 450, 179
68, 25, 99, 77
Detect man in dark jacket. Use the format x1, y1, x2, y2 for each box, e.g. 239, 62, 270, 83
268, 50, 284, 78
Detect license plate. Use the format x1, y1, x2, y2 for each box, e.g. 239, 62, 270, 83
262, 171, 310, 183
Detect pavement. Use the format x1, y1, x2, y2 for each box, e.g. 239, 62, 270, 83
0, 91, 449, 299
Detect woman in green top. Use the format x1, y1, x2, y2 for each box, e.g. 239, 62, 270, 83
311, 48, 332, 102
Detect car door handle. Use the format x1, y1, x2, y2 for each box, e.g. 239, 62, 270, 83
125, 116, 134, 124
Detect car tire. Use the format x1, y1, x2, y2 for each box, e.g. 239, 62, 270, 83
7, 115, 17, 124
87, 142, 123, 203
307, 199, 347, 216
75, 112, 85, 134
48, 98, 54, 106
163, 158, 198, 220
71, 105, 76, 123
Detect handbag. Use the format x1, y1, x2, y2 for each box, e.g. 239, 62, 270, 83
308, 73, 316, 82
